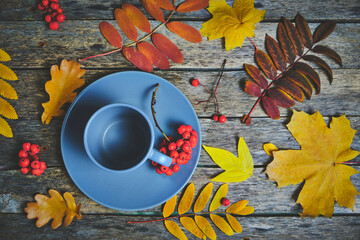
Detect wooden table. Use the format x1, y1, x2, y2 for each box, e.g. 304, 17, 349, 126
1, 0, 359, 239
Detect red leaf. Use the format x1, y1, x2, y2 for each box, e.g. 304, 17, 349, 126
152, 33, 184, 63
177, 0, 209, 12
122, 3, 151, 33
313, 22, 336, 44
166, 21, 202, 43
276, 77, 304, 102
99, 22, 122, 48
141, 0, 165, 22
122, 47, 153, 72
114, 8, 137, 41
265, 34, 287, 72
255, 49, 277, 80
244, 81, 262, 97
311, 45, 342, 67
277, 22, 296, 64
303, 55, 333, 83
292, 62, 321, 94
282, 71, 313, 98
295, 13, 313, 49
137, 42, 170, 70
268, 88, 295, 108
261, 96, 280, 119
282, 17, 304, 56
244, 64, 268, 89
157, 0, 175, 10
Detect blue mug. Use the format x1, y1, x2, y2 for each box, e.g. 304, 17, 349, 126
84, 103, 172, 172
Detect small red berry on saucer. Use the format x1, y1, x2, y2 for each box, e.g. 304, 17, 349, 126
176, 139, 184, 148
19, 150, 28, 158
170, 150, 179, 159
182, 131, 190, 139
165, 169, 173, 176
151, 161, 158, 167
172, 164, 180, 173
185, 125, 192, 132
21, 167, 30, 174
23, 142, 31, 151
30, 144, 40, 154
159, 146, 167, 154
190, 130, 197, 136
191, 79, 200, 87
156, 167, 163, 174
221, 198, 230, 206
219, 115, 227, 123
160, 165, 169, 173
168, 142, 176, 151
177, 125, 186, 135
213, 114, 219, 122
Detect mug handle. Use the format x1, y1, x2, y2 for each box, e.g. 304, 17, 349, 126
149, 148, 172, 167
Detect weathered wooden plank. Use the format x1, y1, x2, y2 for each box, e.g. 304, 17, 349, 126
1, 167, 359, 214
1, 0, 360, 21
1, 214, 360, 240
0, 21, 358, 69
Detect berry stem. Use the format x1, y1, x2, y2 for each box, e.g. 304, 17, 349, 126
151, 83, 170, 142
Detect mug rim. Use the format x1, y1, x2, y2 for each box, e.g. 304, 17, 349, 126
83, 103, 155, 173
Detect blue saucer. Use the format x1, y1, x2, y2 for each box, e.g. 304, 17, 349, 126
61, 71, 201, 211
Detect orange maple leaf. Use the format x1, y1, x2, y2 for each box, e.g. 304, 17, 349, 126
265, 110, 359, 218
41, 60, 85, 124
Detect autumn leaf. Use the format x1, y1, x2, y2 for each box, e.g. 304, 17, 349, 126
265, 110, 360, 218
24, 189, 82, 229
203, 137, 253, 182
41, 60, 86, 124
200, 0, 266, 50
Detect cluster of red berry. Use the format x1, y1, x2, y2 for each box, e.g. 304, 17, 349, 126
37, 0, 65, 30
18, 143, 46, 176
152, 124, 198, 176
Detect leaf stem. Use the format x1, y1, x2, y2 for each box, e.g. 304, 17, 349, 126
249, 37, 258, 50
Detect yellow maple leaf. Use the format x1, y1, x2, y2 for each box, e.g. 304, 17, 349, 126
200, 0, 266, 50
203, 137, 253, 182
41, 59, 86, 124
24, 189, 82, 229
265, 110, 360, 218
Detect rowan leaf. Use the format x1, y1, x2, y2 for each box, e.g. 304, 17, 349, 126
122, 47, 153, 72
255, 49, 277, 80
265, 110, 360, 218
210, 214, 234, 236
122, 3, 151, 33
177, 0, 209, 12
313, 22, 336, 44
180, 217, 206, 240
165, 220, 188, 240
0, 48, 11, 62
166, 21, 202, 43
295, 13, 313, 49
0, 116, 12, 138
41, 60, 85, 124
209, 184, 228, 212
152, 33, 184, 63
0, 97, 18, 119
261, 96, 280, 120
277, 22, 296, 64
226, 214, 242, 233
244, 80, 261, 97
244, 64, 268, 89
311, 45, 342, 67
282, 17, 304, 56
203, 137, 253, 183
0, 62, 18, 81
292, 62, 321, 94
114, 8, 137, 41
226, 200, 254, 215
267, 87, 295, 108
24, 189, 82, 229
263, 143, 278, 157
157, 0, 175, 10
282, 70, 313, 98
194, 215, 216, 240
200, 0, 266, 50
0, 79, 18, 100
178, 183, 195, 215
99, 22, 123, 48
303, 55, 333, 83
265, 34, 287, 71
141, 0, 165, 22
194, 182, 213, 213
276, 77, 304, 102
163, 195, 177, 218
137, 42, 170, 70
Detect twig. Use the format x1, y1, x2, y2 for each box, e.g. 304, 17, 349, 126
151, 84, 170, 142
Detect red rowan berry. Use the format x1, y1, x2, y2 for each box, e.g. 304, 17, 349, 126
151, 161, 158, 167
21, 167, 30, 174
191, 79, 200, 87
19, 150, 28, 158
159, 146, 167, 155
170, 150, 179, 159
49, 21, 59, 30
32, 168, 43, 176
221, 198, 230, 206
31, 160, 40, 169
185, 125, 192, 132
219, 115, 227, 123
176, 139, 184, 148
168, 142, 176, 151
177, 125, 186, 135
165, 169, 173, 176
172, 164, 180, 173
30, 144, 40, 154
22, 142, 31, 151
56, 13, 65, 23
182, 131, 190, 139
19, 158, 30, 168
213, 114, 219, 121
39, 161, 47, 170
190, 130, 198, 136
156, 167, 163, 174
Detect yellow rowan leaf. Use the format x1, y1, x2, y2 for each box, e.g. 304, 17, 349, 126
0, 48, 11, 62
24, 189, 82, 229
163, 194, 177, 218
263, 142, 278, 156
210, 214, 233, 236
200, 0, 266, 50
209, 184, 228, 212
0, 79, 18, 99
0, 97, 18, 119
225, 214, 242, 233
180, 217, 206, 240
194, 215, 216, 240
164, 220, 188, 240
178, 183, 195, 215
0, 116, 13, 138
226, 200, 255, 215
265, 110, 360, 218
41, 60, 85, 124
203, 137, 253, 182
0, 62, 17, 80
194, 182, 213, 213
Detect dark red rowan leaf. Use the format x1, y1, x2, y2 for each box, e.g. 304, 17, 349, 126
255, 49, 277, 80
122, 3, 151, 33
114, 8, 137, 41
152, 33, 184, 63
276, 77, 305, 102
268, 88, 296, 108
277, 22, 296, 64
282, 17, 304, 56
244, 81, 262, 97
292, 62, 321, 94
99, 22, 122, 48
265, 34, 287, 71
141, 0, 165, 22
295, 13, 313, 49
157, 0, 175, 10
303, 55, 333, 83
282, 71, 313, 98
244, 64, 268, 89
261, 96, 280, 119
313, 22, 336, 44
137, 42, 170, 70
311, 45, 342, 67
122, 47, 153, 72
177, 0, 209, 12
166, 21, 202, 43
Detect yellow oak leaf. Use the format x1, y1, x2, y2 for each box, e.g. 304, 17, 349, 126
265, 110, 360, 218
200, 0, 266, 50
41, 59, 85, 124
24, 189, 82, 229
203, 137, 253, 182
